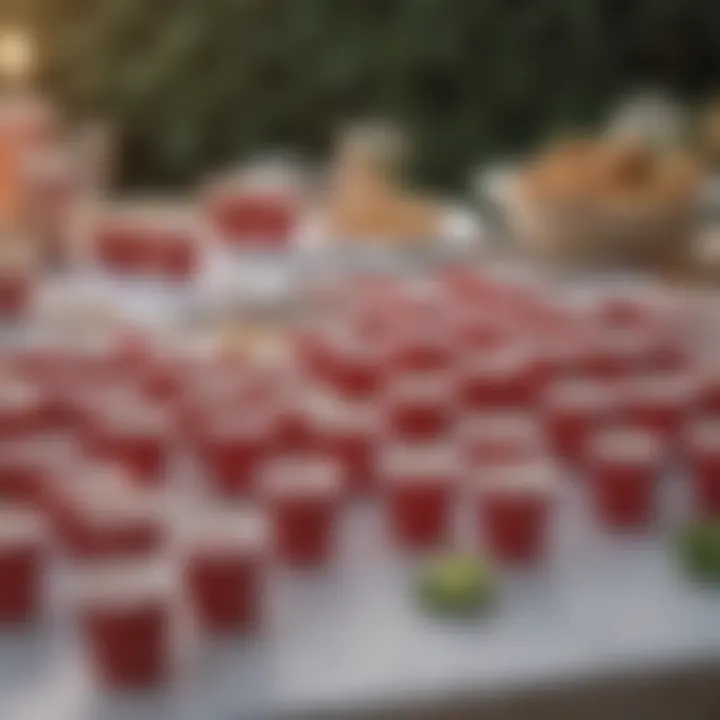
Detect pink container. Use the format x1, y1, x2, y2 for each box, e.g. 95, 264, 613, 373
0, 507, 46, 623
686, 419, 720, 519
543, 380, 614, 464
318, 333, 386, 400
150, 230, 198, 283
472, 463, 556, 565
0, 379, 46, 439
204, 174, 298, 248
386, 324, 454, 374
459, 347, 542, 411
380, 442, 457, 550
0, 439, 47, 505
618, 374, 695, 443
452, 308, 511, 351
196, 411, 274, 497
58, 468, 165, 560
184, 509, 268, 633
85, 403, 171, 485
310, 394, 379, 494
579, 328, 652, 380
460, 412, 545, 466
696, 372, 720, 416
586, 427, 663, 529
75, 561, 175, 689
262, 457, 342, 566
0, 269, 33, 318
383, 371, 456, 441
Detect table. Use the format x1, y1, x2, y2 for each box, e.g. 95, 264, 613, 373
1, 469, 720, 720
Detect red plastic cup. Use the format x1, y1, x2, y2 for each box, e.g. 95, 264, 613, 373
263, 457, 342, 566
75, 561, 175, 689
386, 324, 454, 374
196, 411, 273, 497
452, 308, 511, 351
696, 372, 720, 416
205, 189, 297, 247
473, 463, 556, 565
686, 419, 720, 519
543, 380, 614, 464
151, 231, 198, 283
380, 442, 457, 550
587, 427, 663, 529
383, 371, 456, 441
59, 468, 165, 559
460, 412, 545, 466
579, 328, 652, 380
312, 395, 379, 495
184, 509, 268, 633
0, 270, 33, 318
459, 347, 540, 411
85, 403, 171, 485
0, 439, 47, 505
0, 379, 46, 439
95, 219, 150, 275
0, 507, 46, 623
618, 374, 695, 443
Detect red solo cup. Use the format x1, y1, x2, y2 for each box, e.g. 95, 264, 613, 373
59, 469, 165, 559
95, 220, 149, 275
685, 419, 720, 518
460, 412, 545, 467
0, 379, 46, 439
84, 403, 171, 485
451, 306, 513, 351
459, 347, 540, 411
696, 372, 720, 416
579, 328, 652, 380
75, 561, 175, 688
184, 509, 268, 633
0, 270, 33, 318
473, 463, 556, 565
0, 507, 46, 623
383, 371, 456, 440
262, 457, 342, 566
386, 324, 454, 374
196, 411, 273, 497
618, 374, 695, 443
322, 334, 386, 400
587, 427, 663, 529
151, 230, 198, 283
310, 394, 379, 494
0, 440, 47, 505
543, 380, 614, 464
380, 442, 457, 550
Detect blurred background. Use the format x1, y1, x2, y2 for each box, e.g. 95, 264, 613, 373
5, 0, 720, 192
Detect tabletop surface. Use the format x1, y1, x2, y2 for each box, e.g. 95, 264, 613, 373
2, 266, 720, 720
1, 471, 720, 720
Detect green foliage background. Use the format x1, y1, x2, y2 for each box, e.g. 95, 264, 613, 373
4, 0, 720, 191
